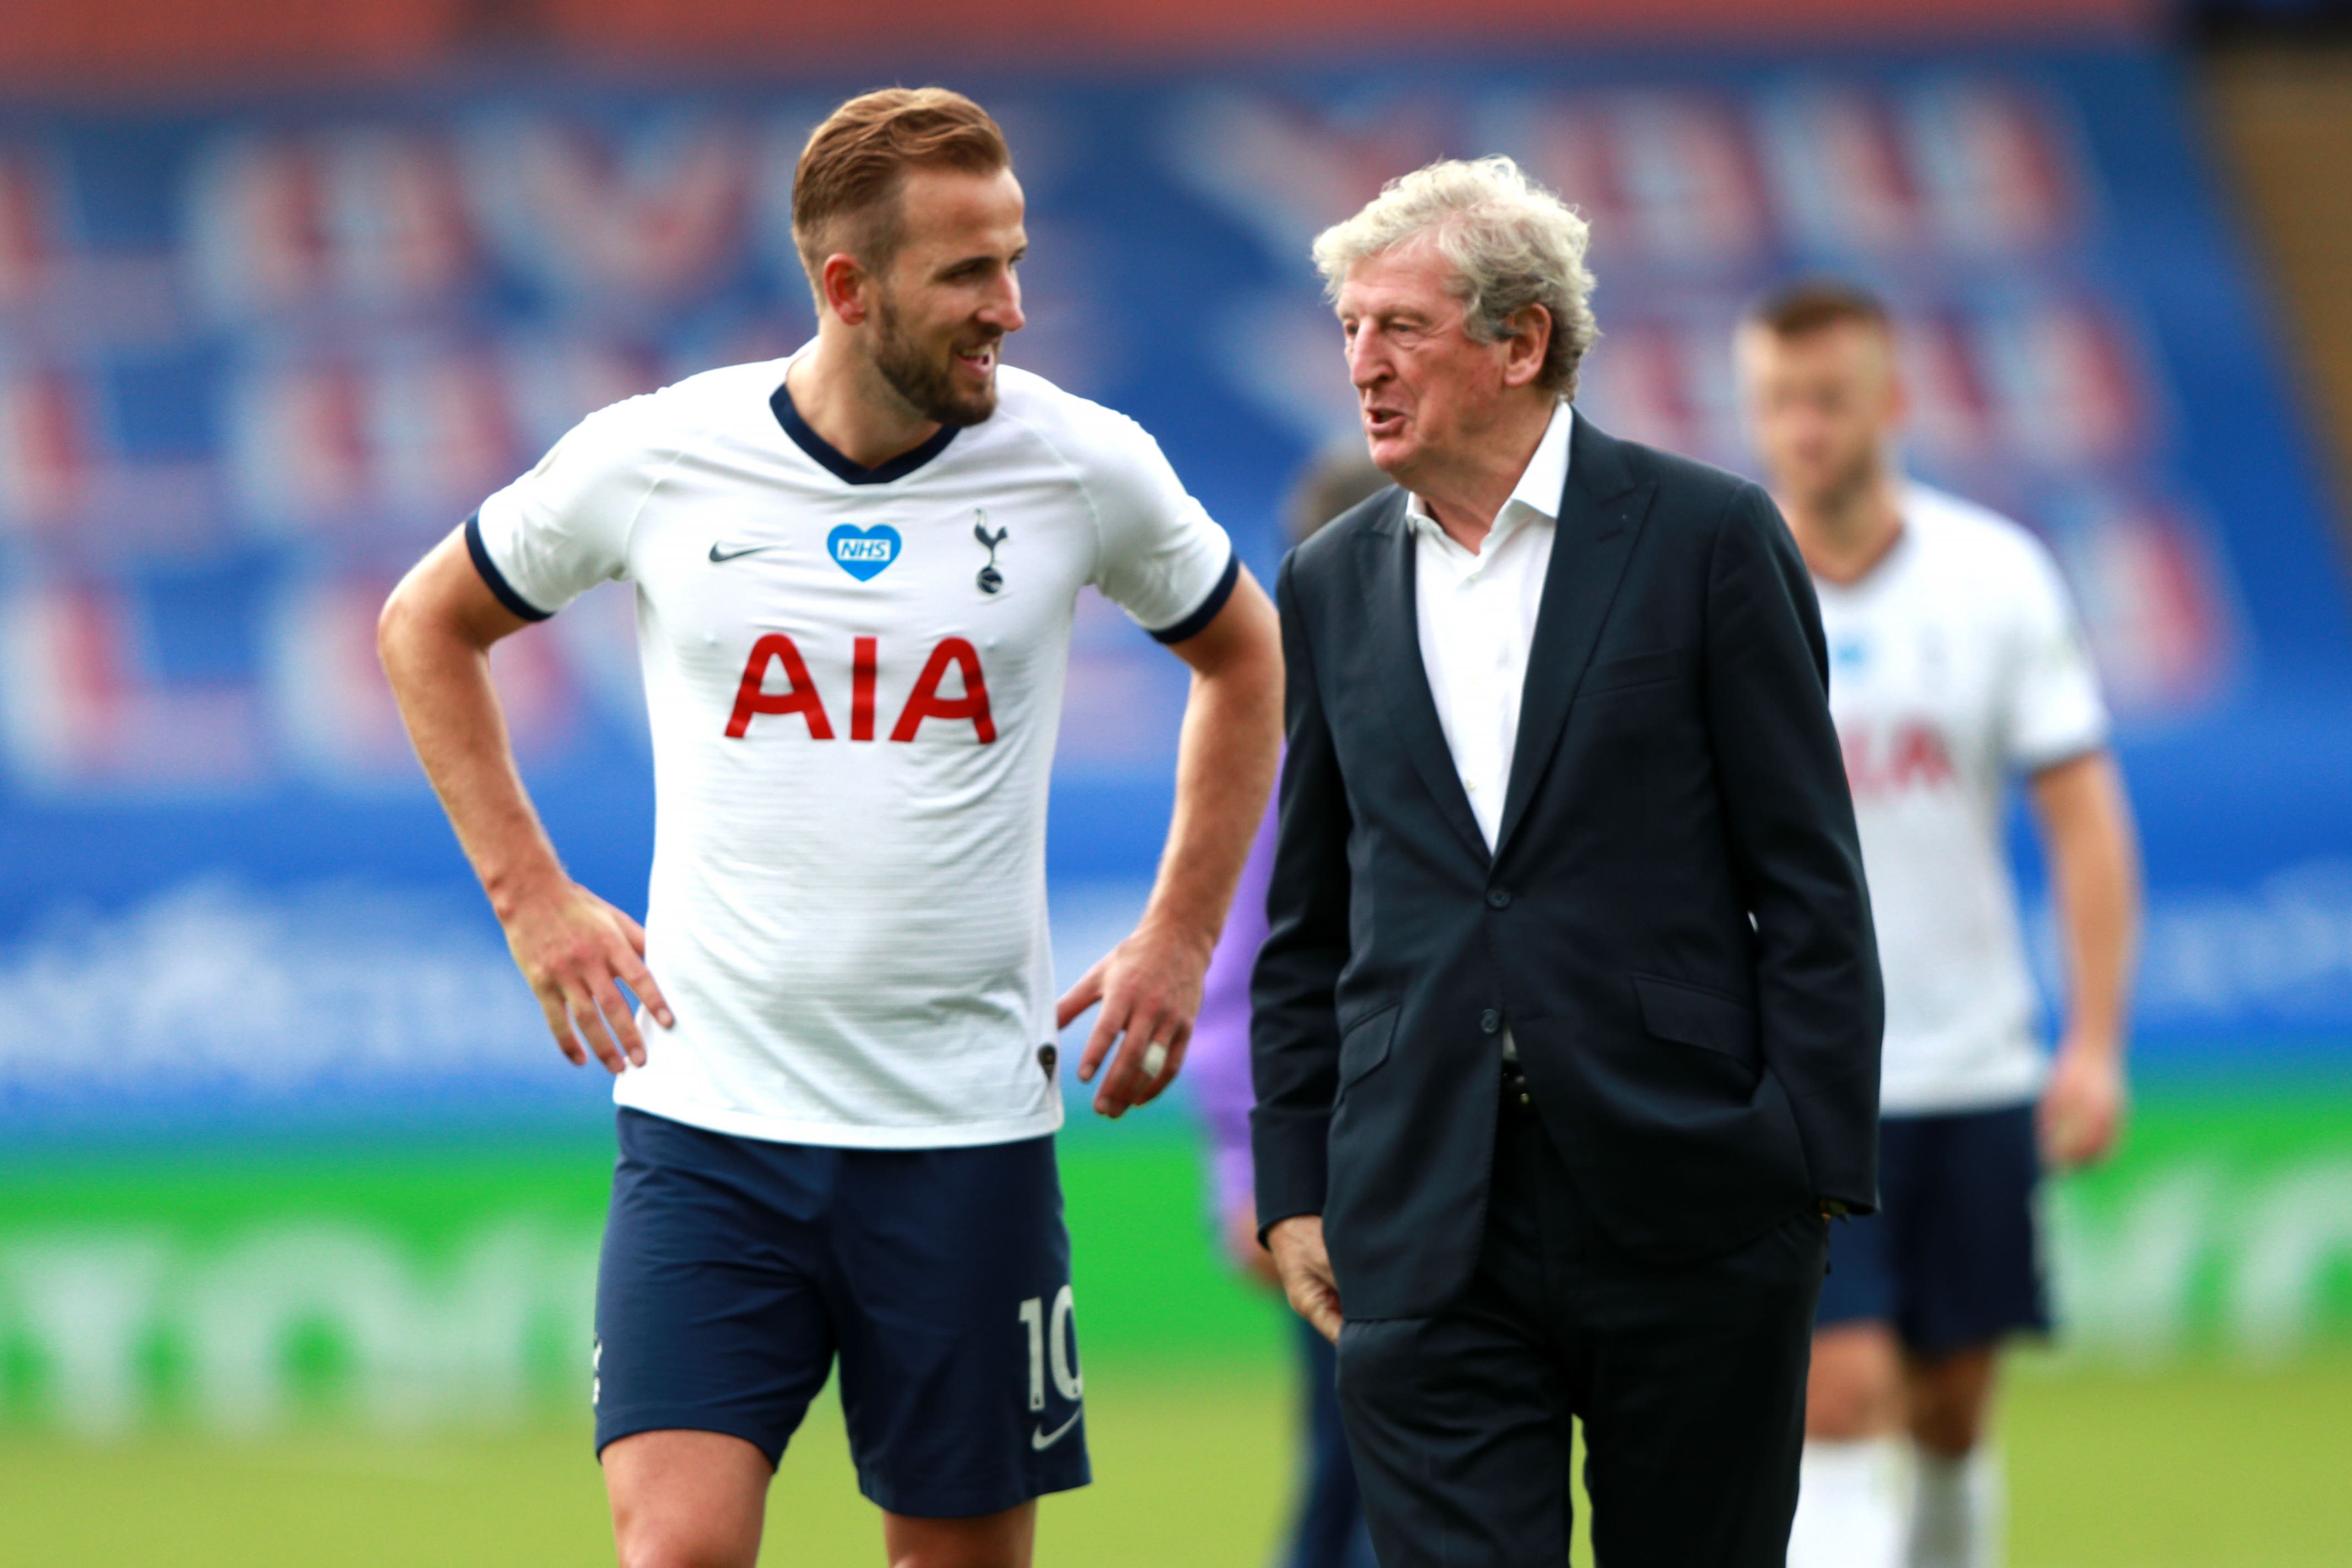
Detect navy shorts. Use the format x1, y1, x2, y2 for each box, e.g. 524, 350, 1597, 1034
1815, 1101, 2051, 1357
593, 1108, 1090, 1518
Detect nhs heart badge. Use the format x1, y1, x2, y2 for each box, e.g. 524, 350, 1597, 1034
828, 524, 901, 581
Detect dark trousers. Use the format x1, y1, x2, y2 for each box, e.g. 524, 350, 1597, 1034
1290, 1316, 1380, 1568
1334, 1073, 1828, 1568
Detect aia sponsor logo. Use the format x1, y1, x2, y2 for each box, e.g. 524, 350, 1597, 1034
1841, 719, 1956, 801
725, 634, 995, 745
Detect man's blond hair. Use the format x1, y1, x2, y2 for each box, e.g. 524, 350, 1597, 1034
792, 87, 1010, 295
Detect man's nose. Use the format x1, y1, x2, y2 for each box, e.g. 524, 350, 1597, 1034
1347, 332, 1386, 389
983, 273, 1025, 334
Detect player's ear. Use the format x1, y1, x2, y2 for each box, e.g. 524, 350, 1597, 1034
821, 252, 873, 326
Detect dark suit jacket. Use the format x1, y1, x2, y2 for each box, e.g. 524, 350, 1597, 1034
1250, 413, 1883, 1321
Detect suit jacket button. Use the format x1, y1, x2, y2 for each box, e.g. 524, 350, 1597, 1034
1486, 887, 1511, 909
1480, 1009, 1501, 1034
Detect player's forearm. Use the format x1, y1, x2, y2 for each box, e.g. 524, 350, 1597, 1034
2035, 753, 2143, 1060
379, 597, 568, 920
1143, 591, 1283, 955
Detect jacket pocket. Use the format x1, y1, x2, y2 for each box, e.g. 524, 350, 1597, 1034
1336, 1001, 1401, 1090
1630, 973, 1758, 1065
1579, 645, 1689, 697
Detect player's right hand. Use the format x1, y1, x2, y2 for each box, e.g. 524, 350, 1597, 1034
1267, 1214, 1343, 1344
499, 881, 675, 1075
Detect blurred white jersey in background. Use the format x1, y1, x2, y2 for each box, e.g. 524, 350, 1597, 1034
1815, 484, 2109, 1116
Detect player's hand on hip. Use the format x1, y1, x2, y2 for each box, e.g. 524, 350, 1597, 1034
1056, 920, 1209, 1118
499, 881, 675, 1075
1267, 1215, 1343, 1344
2039, 1036, 2126, 1169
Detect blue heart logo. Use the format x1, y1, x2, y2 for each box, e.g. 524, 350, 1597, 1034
827, 524, 901, 581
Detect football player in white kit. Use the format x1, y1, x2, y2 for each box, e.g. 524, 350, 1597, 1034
1737, 283, 2143, 1568
377, 89, 1282, 1568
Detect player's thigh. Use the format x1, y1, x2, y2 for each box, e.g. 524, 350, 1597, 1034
829, 1135, 1090, 1521
603, 1429, 772, 1568
882, 1501, 1037, 1568
595, 1109, 839, 1466
1335, 1298, 1575, 1568
1579, 1209, 1826, 1568
1806, 1320, 1906, 1440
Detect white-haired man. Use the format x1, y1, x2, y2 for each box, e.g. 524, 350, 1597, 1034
1252, 157, 1883, 1567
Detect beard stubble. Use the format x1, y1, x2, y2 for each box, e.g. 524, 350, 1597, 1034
871, 293, 1000, 428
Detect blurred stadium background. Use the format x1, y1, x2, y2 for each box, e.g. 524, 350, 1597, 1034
2, 0, 2351, 1561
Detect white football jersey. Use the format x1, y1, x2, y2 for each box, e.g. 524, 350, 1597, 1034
1814, 484, 2108, 1116
470, 353, 1235, 1148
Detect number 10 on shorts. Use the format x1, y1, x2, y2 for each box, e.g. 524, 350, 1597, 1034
1019, 1285, 1083, 1411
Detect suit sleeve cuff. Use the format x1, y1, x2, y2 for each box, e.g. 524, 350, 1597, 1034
1813, 1173, 1879, 1216
1250, 1106, 1330, 1240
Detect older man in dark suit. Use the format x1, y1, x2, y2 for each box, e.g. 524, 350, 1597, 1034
1251, 156, 1884, 1568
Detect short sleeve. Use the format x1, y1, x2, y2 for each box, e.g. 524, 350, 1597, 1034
1081, 412, 1237, 643
467, 397, 663, 620
2001, 535, 2109, 772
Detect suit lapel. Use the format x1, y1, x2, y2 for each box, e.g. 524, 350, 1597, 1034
1355, 498, 1490, 866
1493, 415, 1656, 858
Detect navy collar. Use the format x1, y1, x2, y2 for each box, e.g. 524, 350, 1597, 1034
771, 379, 959, 486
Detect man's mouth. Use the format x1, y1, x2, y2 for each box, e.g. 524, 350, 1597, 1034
1363, 405, 1406, 439
954, 341, 999, 378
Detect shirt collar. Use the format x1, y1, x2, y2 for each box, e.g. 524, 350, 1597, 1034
1405, 400, 1575, 549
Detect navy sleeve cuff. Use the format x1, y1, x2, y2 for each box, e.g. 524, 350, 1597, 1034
1149, 549, 1240, 645
465, 511, 552, 623
1250, 1105, 1331, 1241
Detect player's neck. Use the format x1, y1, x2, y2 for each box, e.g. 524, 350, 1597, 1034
787, 336, 944, 471
1785, 471, 1906, 588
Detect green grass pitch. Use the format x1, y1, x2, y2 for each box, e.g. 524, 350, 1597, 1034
3, 1091, 2348, 1565
2, 1356, 2348, 1565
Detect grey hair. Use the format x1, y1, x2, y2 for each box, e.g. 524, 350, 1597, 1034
1311, 155, 1599, 398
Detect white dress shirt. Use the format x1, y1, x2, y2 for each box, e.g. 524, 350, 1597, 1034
1406, 400, 1572, 851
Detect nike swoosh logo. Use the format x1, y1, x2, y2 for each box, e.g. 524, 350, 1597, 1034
1031, 1409, 1083, 1450
708, 543, 776, 563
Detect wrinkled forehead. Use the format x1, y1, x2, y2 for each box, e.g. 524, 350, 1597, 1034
1334, 236, 1463, 319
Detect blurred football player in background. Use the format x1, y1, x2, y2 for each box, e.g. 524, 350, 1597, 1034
1739, 282, 2144, 1568
1188, 443, 1389, 1568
